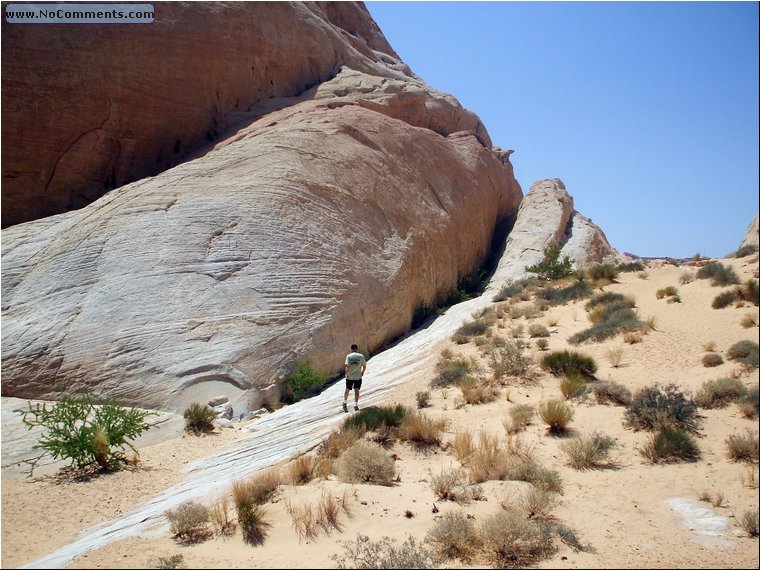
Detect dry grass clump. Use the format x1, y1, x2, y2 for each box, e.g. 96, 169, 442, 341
433, 353, 475, 387
318, 426, 363, 460
741, 509, 759, 538
164, 500, 213, 544
528, 323, 550, 338
592, 380, 632, 406
286, 455, 316, 485
331, 534, 436, 569
467, 432, 512, 483
701, 353, 724, 367
452, 430, 475, 464
209, 497, 236, 536
741, 466, 759, 489
623, 331, 644, 344
488, 341, 536, 382
559, 373, 588, 400
430, 467, 475, 504
656, 286, 679, 299
536, 338, 549, 351
458, 376, 500, 405
453, 318, 491, 344
605, 346, 625, 368
285, 491, 352, 541
231, 475, 276, 545
479, 507, 555, 567
625, 384, 701, 432
679, 270, 694, 285
416, 390, 431, 409
560, 431, 619, 470
702, 341, 718, 352
396, 410, 448, 448
337, 443, 396, 486
639, 427, 700, 463
725, 429, 759, 463
426, 510, 480, 561
695, 377, 747, 408
538, 399, 574, 434
741, 313, 760, 328
737, 385, 759, 419
504, 404, 534, 434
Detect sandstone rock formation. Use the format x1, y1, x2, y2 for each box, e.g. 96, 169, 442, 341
1, 4, 522, 414
739, 214, 759, 250
489, 178, 624, 286
1, 1, 451, 227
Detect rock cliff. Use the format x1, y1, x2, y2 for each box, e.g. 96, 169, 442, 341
490, 178, 624, 285
739, 214, 759, 250
1, 3, 521, 413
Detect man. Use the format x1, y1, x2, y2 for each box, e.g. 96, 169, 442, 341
343, 344, 366, 412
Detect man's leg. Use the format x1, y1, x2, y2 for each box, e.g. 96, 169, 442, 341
354, 388, 360, 410
343, 386, 350, 411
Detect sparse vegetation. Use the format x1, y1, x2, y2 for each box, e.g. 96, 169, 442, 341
479, 507, 555, 567
560, 431, 619, 470
540, 350, 597, 377
733, 244, 759, 258
488, 341, 535, 382
741, 313, 759, 328
695, 377, 747, 408
625, 384, 701, 432
701, 353, 724, 367
640, 427, 701, 463
15, 393, 153, 476
528, 323, 550, 338
430, 468, 473, 504
592, 380, 632, 406
504, 404, 534, 434
337, 443, 396, 485
587, 263, 620, 283
396, 410, 448, 448
342, 405, 407, 433
741, 509, 759, 538
416, 390, 431, 409
656, 286, 679, 299
737, 385, 759, 419
458, 376, 499, 405
696, 261, 741, 286
432, 354, 474, 387
165, 500, 212, 544
605, 346, 625, 368
154, 554, 186, 569
183, 402, 217, 434
332, 534, 437, 569
570, 293, 646, 344
725, 430, 759, 463
726, 340, 759, 368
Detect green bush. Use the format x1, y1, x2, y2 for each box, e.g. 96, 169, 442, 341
525, 247, 574, 281
695, 377, 747, 408
570, 295, 646, 345
726, 340, 759, 368
588, 263, 620, 282
183, 402, 217, 434
696, 262, 740, 286
640, 427, 701, 463
411, 302, 437, 329
536, 280, 592, 305
15, 394, 153, 476
453, 319, 489, 343
540, 350, 598, 377
494, 278, 540, 302
625, 384, 701, 432
585, 292, 634, 310
342, 405, 407, 432
285, 361, 328, 402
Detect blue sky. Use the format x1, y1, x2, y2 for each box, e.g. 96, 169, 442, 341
366, 1, 759, 259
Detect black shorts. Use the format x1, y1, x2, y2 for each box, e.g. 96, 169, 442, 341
346, 378, 362, 391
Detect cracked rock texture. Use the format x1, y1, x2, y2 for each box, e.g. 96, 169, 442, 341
491, 178, 624, 284
1, 3, 521, 413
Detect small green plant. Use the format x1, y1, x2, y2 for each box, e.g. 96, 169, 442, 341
15, 394, 153, 476
525, 246, 574, 281
640, 427, 701, 463
332, 534, 436, 569
183, 402, 217, 434
539, 399, 574, 434
342, 405, 407, 432
416, 390, 431, 409
165, 500, 212, 544
560, 431, 619, 470
625, 384, 701, 432
285, 361, 327, 402
701, 353, 724, 368
540, 350, 597, 377
695, 377, 747, 408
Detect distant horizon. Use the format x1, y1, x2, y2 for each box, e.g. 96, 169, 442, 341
367, 1, 759, 259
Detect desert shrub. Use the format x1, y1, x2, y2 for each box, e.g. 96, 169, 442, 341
605, 346, 625, 368
165, 500, 212, 543
525, 246, 574, 281
741, 313, 759, 328
452, 431, 475, 464
560, 432, 618, 470
430, 468, 472, 503
726, 340, 760, 368
570, 295, 646, 344
640, 427, 701, 463
733, 245, 759, 258
511, 461, 563, 494
209, 497, 236, 536
332, 534, 436, 569
411, 302, 437, 329
488, 341, 535, 381
318, 426, 363, 459
342, 405, 407, 432
667, 294, 681, 304
458, 377, 499, 405
537, 280, 592, 305
337, 443, 396, 485
505, 404, 534, 434
737, 385, 759, 419
15, 393, 153, 476
154, 554, 186, 569
725, 430, 759, 463
695, 377, 747, 408
416, 391, 431, 409
679, 271, 694, 285
623, 331, 643, 344
453, 319, 489, 343
284, 361, 327, 402
592, 380, 632, 406
396, 410, 447, 448
656, 286, 679, 299
528, 323, 550, 338
618, 260, 646, 272
286, 455, 316, 485
741, 509, 759, 538
183, 402, 217, 434
712, 290, 738, 309
426, 511, 480, 561
587, 263, 620, 282
697, 261, 740, 286
494, 278, 540, 302
538, 399, 574, 433
559, 373, 587, 399
585, 292, 632, 311
536, 338, 549, 351
232, 469, 282, 509
540, 350, 597, 377
467, 432, 512, 483
479, 507, 555, 567
701, 353, 724, 368
432, 355, 473, 387
625, 384, 701, 432
739, 279, 760, 305
703, 341, 718, 352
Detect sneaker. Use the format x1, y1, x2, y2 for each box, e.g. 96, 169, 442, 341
342, 402, 348, 413
354, 405, 359, 411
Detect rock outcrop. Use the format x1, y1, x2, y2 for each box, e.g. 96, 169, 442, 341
1, 3, 522, 414
739, 214, 759, 250
1, 1, 474, 227
490, 178, 624, 285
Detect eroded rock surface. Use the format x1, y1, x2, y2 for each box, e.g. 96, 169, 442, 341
739, 214, 759, 250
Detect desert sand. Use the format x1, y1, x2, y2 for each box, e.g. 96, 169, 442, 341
1, 256, 758, 569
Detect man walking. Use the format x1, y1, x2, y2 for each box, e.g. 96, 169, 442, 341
343, 344, 366, 412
